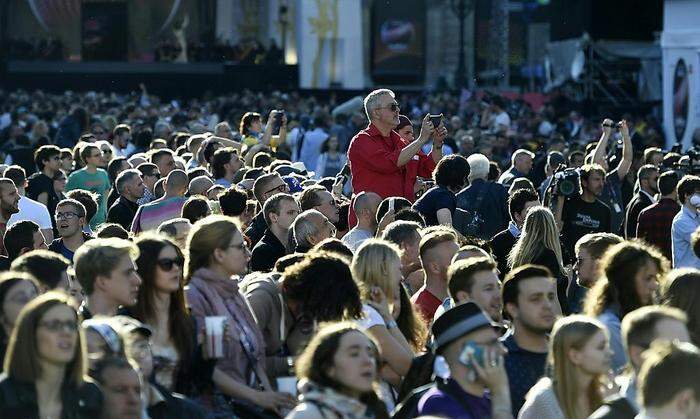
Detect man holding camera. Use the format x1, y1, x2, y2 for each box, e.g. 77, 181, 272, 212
347, 89, 445, 204
555, 163, 611, 262
592, 119, 633, 235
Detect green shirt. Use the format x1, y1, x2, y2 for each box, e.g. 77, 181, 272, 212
65, 167, 111, 228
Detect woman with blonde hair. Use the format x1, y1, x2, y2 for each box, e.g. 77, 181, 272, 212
584, 240, 668, 371
519, 315, 613, 419
508, 206, 568, 313
184, 215, 294, 417
0, 292, 102, 417
351, 239, 417, 383
287, 322, 388, 419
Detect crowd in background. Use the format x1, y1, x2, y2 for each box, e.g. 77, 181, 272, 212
0, 84, 697, 419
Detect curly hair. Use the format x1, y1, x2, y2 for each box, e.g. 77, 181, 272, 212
584, 240, 669, 318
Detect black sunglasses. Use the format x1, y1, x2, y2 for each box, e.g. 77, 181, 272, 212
157, 257, 184, 271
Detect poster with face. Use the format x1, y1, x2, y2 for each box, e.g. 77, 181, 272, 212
672, 59, 689, 142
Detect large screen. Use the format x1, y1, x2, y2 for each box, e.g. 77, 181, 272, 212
371, 0, 426, 82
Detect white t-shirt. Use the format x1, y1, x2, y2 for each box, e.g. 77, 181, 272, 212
356, 304, 385, 330
8, 196, 52, 230
493, 111, 511, 132
341, 227, 373, 252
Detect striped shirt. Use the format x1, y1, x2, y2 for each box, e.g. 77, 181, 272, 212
131, 196, 186, 234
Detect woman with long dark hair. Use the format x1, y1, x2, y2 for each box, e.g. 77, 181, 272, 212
0, 292, 102, 417
584, 240, 668, 371
130, 233, 210, 397
0, 272, 40, 361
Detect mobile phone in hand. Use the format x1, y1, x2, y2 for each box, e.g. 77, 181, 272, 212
429, 114, 443, 129
458, 341, 485, 370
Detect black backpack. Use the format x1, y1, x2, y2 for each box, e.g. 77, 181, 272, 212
454, 184, 489, 238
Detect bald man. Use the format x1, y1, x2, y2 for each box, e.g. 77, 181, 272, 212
342, 191, 382, 251
131, 169, 188, 233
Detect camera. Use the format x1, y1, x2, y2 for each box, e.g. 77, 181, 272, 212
553, 167, 580, 197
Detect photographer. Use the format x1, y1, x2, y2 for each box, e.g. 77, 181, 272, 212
591, 119, 633, 235
555, 163, 611, 262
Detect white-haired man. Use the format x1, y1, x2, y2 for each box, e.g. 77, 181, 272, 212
455, 153, 509, 240
347, 89, 446, 220
498, 149, 535, 187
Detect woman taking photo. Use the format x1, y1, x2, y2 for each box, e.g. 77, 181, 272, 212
662, 268, 700, 346
351, 239, 416, 381
0, 272, 40, 361
508, 206, 568, 314
519, 315, 613, 419
412, 154, 470, 226
584, 240, 667, 371
185, 215, 294, 417
286, 322, 388, 419
129, 233, 211, 397
0, 292, 102, 418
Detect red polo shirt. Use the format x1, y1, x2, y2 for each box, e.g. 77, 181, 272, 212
348, 123, 436, 202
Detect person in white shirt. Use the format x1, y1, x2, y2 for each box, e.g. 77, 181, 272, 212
4, 165, 53, 242
342, 192, 382, 251
299, 117, 329, 173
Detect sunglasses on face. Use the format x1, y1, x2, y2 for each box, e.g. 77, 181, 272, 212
380, 103, 400, 112
157, 257, 184, 271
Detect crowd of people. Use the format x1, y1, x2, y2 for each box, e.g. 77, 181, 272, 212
0, 84, 697, 419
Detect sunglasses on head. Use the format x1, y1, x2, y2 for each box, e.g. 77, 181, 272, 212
157, 257, 184, 271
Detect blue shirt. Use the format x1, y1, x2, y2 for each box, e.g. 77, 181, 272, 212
417, 378, 491, 418
214, 178, 232, 188
501, 331, 547, 416
672, 205, 700, 269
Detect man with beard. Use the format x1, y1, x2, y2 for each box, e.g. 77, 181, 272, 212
342, 191, 381, 251
0, 178, 21, 256
501, 264, 559, 416
555, 163, 611, 262
624, 165, 659, 239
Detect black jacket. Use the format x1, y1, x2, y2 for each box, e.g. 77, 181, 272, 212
147, 382, 208, 419
244, 211, 267, 247
489, 228, 517, 278
0, 374, 102, 419
107, 195, 140, 231
251, 229, 287, 272
455, 179, 509, 240
624, 192, 653, 239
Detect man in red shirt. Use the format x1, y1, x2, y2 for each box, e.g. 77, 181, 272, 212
412, 229, 459, 323
347, 89, 444, 206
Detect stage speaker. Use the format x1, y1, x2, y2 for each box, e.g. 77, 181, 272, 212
82, 2, 128, 61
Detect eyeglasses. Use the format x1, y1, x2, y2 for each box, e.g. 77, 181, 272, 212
157, 257, 184, 271
379, 103, 400, 112
55, 212, 81, 221
102, 149, 112, 155
264, 183, 288, 195
39, 319, 78, 333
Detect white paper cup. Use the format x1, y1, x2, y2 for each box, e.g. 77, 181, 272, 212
276, 376, 297, 396
205, 316, 227, 359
